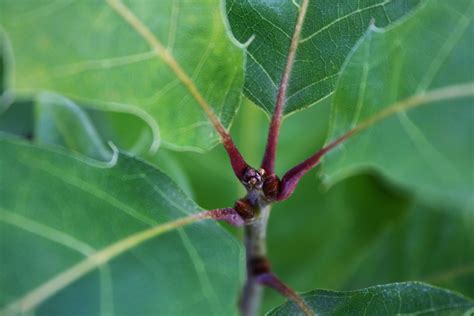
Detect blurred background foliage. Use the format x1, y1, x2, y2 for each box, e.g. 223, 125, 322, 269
1, 58, 472, 312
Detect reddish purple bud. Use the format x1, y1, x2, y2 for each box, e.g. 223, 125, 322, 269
242, 167, 265, 190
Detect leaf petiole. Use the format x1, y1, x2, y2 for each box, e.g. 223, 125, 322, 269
277, 82, 474, 201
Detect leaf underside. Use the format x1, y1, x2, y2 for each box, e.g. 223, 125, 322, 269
0, 136, 243, 315
226, 0, 421, 115
321, 0, 474, 209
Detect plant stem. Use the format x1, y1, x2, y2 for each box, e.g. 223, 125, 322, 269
257, 273, 314, 316
261, 0, 310, 174
240, 205, 271, 316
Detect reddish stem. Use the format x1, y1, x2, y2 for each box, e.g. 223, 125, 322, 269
257, 272, 314, 316
222, 134, 251, 181
206, 207, 245, 227
277, 83, 474, 201
278, 130, 355, 201
261, 0, 310, 174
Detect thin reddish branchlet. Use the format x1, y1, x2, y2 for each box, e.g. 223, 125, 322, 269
260, 0, 310, 176
277, 130, 355, 201
276, 82, 474, 202
207, 207, 246, 227
235, 0, 316, 313
257, 273, 314, 316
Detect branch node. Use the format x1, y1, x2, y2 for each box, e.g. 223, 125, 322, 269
241, 167, 266, 191
234, 199, 257, 223
262, 174, 281, 201
248, 256, 272, 276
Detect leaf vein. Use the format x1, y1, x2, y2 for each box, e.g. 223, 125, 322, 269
0, 207, 95, 256
301, 0, 393, 43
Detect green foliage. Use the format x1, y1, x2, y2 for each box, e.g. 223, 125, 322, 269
226, 0, 420, 114
0, 0, 473, 315
269, 282, 474, 315
322, 0, 474, 208
0, 0, 244, 152
159, 98, 474, 313
0, 137, 243, 315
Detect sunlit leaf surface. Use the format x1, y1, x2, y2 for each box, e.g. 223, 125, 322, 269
0, 0, 244, 152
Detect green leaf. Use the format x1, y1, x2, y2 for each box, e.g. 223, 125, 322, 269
0, 38, 4, 94
86, 108, 155, 154
226, 0, 420, 115
269, 282, 474, 316
35, 92, 113, 161
0, 31, 14, 108
342, 203, 474, 296
322, 0, 474, 208
0, 0, 244, 152
0, 136, 243, 315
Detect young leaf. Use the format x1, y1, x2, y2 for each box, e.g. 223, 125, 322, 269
269, 282, 474, 316
321, 0, 474, 208
226, 0, 420, 115
0, 137, 243, 315
0, 0, 244, 152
